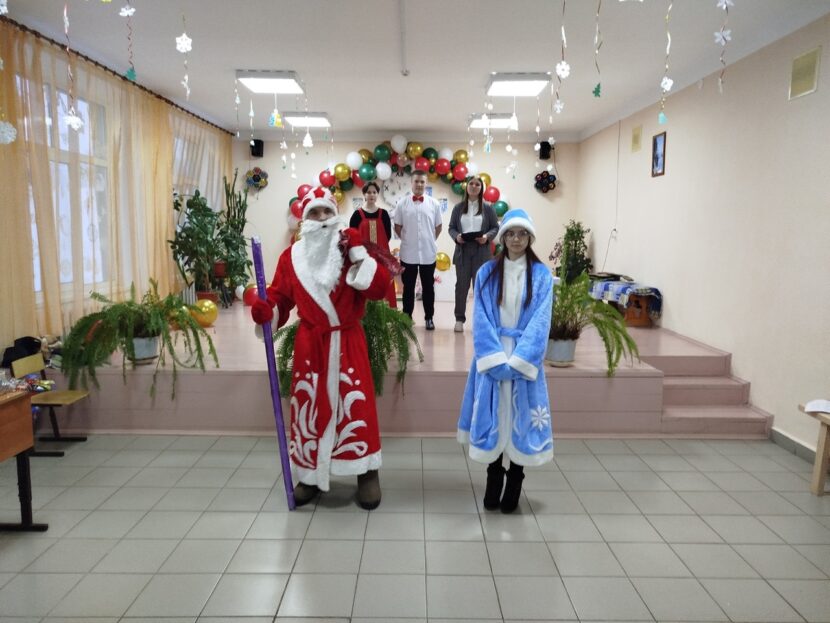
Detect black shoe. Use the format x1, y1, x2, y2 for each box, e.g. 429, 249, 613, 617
357, 470, 382, 510
500, 466, 525, 514
293, 482, 320, 507
425, 318, 435, 330
483, 463, 506, 511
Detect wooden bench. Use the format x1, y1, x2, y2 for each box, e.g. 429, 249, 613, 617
799, 403, 830, 496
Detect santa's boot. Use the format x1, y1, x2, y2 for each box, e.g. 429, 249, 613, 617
293, 482, 319, 507
357, 470, 382, 510
483, 457, 506, 511
500, 462, 525, 514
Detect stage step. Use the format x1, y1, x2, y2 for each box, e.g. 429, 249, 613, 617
663, 375, 750, 406
661, 405, 771, 437
641, 352, 731, 377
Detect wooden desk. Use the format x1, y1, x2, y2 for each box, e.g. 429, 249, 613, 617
0, 392, 48, 531
799, 403, 830, 496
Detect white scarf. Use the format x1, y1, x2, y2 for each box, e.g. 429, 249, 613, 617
294, 215, 347, 294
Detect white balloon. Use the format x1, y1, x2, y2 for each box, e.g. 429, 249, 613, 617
391, 134, 407, 153
376, 162, 392, 180
466, 162, 479, 177
439, 148, 453, 161
235, 285, 245, 300
346, 151, 363, 170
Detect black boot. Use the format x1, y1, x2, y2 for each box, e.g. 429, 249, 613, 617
483, 456, 505, 511
500, 462, 525, 514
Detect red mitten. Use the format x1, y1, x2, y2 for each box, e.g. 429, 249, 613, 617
251, 298, 274, 324
340, 227, 364, 250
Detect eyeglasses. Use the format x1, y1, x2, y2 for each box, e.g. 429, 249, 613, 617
503, 230, 530, 240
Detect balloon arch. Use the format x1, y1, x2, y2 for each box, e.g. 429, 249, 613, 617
287, 135, 510, 225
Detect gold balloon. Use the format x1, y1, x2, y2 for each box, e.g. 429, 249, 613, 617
359, 148, 373, 163
435, 252, 451, 272
429, 157, 437, 165
460, 181, 467, 191
453, 149, 469, 163
191, 299, 218, 328
334, 163, 351, 181
479, 172, 492, 187
333, 188, 345, 204
406, 141, 423, 159
168, 305, 190, 331
427, 171, 439, 182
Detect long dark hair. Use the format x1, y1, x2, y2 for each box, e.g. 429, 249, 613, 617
461, 176, 484, 215
362, 181, 380, 194
483, 244, 543, 309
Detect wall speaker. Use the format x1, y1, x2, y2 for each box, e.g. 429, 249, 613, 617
539, 141, 552, 160
250, 139, 264, 158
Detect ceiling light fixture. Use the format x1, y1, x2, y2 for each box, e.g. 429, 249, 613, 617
486, 72, 550, 97
283, 112, 331, 128
236, 70, 304, 94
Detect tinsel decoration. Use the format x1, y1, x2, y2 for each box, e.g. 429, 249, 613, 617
658, 1, 673, 125
175, 15, 192, 99
233, 79, 240, 137
62, 4, 84, 132
551, 0, 569, 119
593, 0, 603, 97
715, 0, 733, 93
120, 3, 136, 81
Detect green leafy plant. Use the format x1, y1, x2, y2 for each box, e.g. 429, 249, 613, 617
550, 220, 593, 284
550, 270, 639, 376
169, 190, 221, 292
273, 301, 424, 396
60, 280, 219, 398
218, 170, 252, 290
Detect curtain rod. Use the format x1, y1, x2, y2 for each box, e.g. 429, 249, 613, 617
0, 15, 234, 137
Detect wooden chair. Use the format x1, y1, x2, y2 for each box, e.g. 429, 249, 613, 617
11, 353, 88, 458
799, 403, 830, 496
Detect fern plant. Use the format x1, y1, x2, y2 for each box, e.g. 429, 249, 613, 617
273, 300, 423, 396
61, 280, 219, 399
550, 270, 640, 376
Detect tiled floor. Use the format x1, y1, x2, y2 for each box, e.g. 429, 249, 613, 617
1, 434, 829, 622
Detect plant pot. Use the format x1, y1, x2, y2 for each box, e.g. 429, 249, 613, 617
130, 336, 160, 365
196, 291, 219, 304
546, 338, 576, 367
213, 261, 227, 279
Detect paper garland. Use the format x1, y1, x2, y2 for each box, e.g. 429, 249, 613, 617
658, 0, 673, 125
716, 0, 734, 92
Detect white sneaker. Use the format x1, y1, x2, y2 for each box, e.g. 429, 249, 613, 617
454, 321, 464, 333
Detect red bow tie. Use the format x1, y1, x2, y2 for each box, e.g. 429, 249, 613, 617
412, 195, 424, 203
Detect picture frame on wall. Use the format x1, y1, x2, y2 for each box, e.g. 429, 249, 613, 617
652, 131, 666, 177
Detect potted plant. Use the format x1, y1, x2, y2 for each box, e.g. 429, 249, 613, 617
60, 280, 219, 398
216, 170, 252, 302
169, 190, 221, 303
549, 220, 593, 284
273, 301, 424, 396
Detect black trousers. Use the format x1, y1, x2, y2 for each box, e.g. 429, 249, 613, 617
401, 261, 436, 320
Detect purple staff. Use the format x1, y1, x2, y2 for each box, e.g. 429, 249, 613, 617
251, 236, 296, 510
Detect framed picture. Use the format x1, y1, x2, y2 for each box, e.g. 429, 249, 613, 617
652, 131, 666, 177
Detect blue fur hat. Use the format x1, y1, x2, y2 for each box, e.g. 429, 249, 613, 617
496, 208, 536, 245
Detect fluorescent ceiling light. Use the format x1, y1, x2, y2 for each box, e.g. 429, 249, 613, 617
283, 112, 331, 128
236, 70, 304, 94
469, 113, 514, 129
486, 72, 550, 97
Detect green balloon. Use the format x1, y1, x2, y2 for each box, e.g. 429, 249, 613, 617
443, 172, 454, 183
373, 144, 391, 162
392, 164, 399, 172
339, 178, 354, 191
422, 147, 438, 160
452, 181, 465, 195
404, 164, 412, 174
358, 162, 377, 181
288, 195, 298, 207
494, 200, 509, 216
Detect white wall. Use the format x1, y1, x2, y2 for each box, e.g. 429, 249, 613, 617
232, 139, 580, 280
577, 16, 830, 448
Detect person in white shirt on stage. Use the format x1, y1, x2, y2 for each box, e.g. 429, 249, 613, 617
392, 170, 443, 330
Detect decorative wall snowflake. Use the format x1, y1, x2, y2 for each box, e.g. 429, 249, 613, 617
555, 60, 571, 80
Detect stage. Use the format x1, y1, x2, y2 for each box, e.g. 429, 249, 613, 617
47, 302, 771, 439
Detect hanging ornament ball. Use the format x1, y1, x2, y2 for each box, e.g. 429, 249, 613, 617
333, 163, 351, 181
373, 144, 391, 162
406, 142, 423, 159
493, 200, 509, 217
191, 299, 218, 328
358, 163, 377, 181
453, 149, 469, 163
479, 172, 492, 187
435, 252, 452, 272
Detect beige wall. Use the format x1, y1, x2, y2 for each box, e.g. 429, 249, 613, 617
577, 16, 830, 448
232, 140, 579, 277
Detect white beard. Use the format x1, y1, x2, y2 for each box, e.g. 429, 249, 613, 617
295, 215, 347, 294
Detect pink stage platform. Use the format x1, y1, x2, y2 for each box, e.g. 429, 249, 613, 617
48, 302, 772, 439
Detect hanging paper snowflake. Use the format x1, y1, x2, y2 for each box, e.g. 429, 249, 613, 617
593, 83, 601, 97
555, 60, 571, 80
553, 99, 565, 114
119, 5, 135, 17
0, 120, 17, 144
0, 0, 8, 16
660, 76, 674, 92
714, 29, 732, 46
658, 111, 667, 125
64, 109, 84, 132
717, 0, 734, 9
268, 109, 283, 128
175, 32, 192, 53
125, 67, 136, 82
302, 130, 313, 148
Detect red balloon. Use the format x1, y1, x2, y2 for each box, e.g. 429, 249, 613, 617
297, 184, 312, 199
319, 170, 335, 187
242, 286, 259, 306
390, 153, 398, 166
351, 170, 365, 188
452, 163, 468, 181
414, 157, 430, 172
435, 158, 451, 175
483, 185, 500, 202
290, 199, 303, 219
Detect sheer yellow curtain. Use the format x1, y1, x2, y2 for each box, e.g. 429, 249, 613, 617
0, 20, 190, 351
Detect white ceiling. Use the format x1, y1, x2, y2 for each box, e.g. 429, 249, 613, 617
7, 0, 830, 142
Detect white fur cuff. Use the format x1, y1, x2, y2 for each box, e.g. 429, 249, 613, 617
508, 354, 539, 381
476, 351, 508, 373
346, 255, 378, 291
348, 245, 369, 263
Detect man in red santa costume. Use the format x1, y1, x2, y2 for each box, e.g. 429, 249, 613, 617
251, 187, 390, 509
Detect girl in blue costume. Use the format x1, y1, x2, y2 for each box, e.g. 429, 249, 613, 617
457, 209, 554, 513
